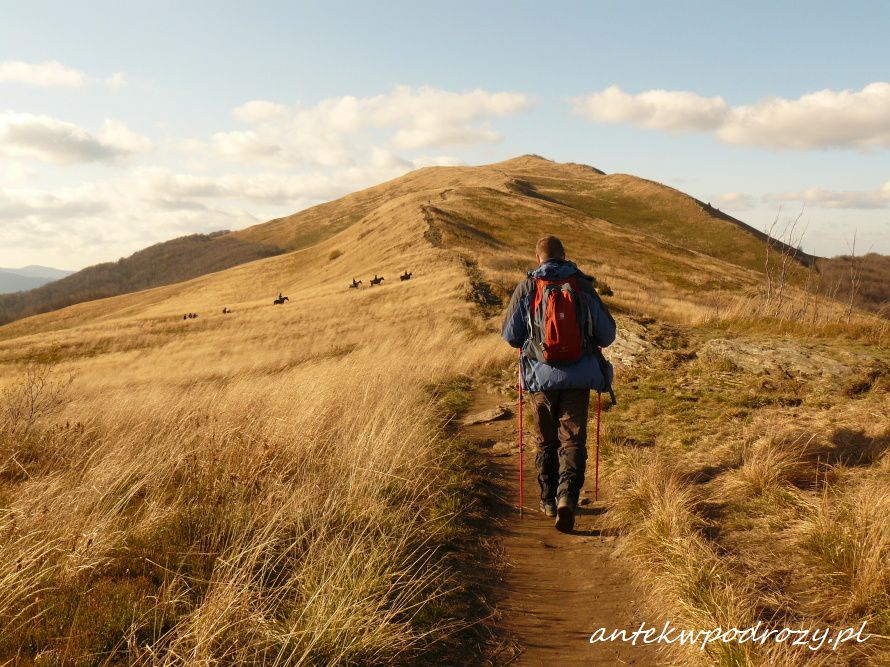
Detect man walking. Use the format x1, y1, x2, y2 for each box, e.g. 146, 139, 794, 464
502, 236, 616, 532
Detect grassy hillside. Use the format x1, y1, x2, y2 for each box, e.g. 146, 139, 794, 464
4, 155, 850, 329
0, 196, 512, 664
0, 155, 885, 665
2, 155, 826, 340
0, 232, 283, 326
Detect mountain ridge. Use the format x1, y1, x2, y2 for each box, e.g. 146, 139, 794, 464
2, 265, 73, 279
0, 155, 859, 333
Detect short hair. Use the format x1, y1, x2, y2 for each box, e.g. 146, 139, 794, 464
536, 235, 565, 261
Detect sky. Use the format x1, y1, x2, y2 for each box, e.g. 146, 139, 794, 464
1, 0, 889, 270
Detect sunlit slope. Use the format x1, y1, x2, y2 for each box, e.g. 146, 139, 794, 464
0, 154, 803, 350
492, 157, 815, 271
0, 196, 483, 401
0, 173, 510, 665
227, 158, 523, 251
234, 154, 804, 275
228, 155, 805, 318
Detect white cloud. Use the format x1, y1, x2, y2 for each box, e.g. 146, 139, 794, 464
99, 119, 151, 153
411, 155, 466, 168
372, 86, 529, 148
211, 129, 286, 165
233, 100, 289, 123
0, 59, 129, 90
133, 156, 418, 206
105, 72, 128, 89
571, 85, 729, 131
210, 86, 531, 166
0, 188, 110, 220
766, 182, 890, 209
0, 85, 527, 265
0, 60, 85, 87
0, 112, 151, 163
718, 83, 890, 149
0, 145, 456, 264
0, 162, 38, 184
0, 180, 251, 264
573, 82, 890, 150
712, 192, 756, 211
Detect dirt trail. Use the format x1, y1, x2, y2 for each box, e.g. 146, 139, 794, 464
463, 387, 662, 666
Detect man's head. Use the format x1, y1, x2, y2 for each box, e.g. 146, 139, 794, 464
535, 235, 566, 264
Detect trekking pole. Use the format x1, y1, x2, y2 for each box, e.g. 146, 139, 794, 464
595, 391, 602, 501
517, 348, 524, 519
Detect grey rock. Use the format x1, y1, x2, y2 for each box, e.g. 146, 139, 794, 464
462, 405, 511, 425
490, 441, 519, 456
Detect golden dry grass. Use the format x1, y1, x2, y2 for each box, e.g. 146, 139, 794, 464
0, 205, 511, 663
604, 326, 889, 666
0, 155, 886, 665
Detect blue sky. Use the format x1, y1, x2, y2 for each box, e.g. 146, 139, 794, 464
1, 0, 889, 269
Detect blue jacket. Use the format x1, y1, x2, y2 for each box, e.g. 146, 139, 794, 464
502, 260, 616, 393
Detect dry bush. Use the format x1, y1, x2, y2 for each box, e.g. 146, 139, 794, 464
0, 363, 74, 438
815, 253, 890, 316
703, 288, 888, 345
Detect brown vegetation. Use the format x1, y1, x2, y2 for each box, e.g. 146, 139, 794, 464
815, 253, 890, 317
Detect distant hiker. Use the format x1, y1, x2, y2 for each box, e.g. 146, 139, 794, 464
274, 293, 289, 304
370, 275, 384, 285
400, 271, 413, 281
349, 278, 362, 289
502, 235, 616, 532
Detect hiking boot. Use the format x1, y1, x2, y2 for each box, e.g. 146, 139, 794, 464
539, 498, 556, 517
555, 496, 575, 533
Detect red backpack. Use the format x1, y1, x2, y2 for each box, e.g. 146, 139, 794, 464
527, 275, 592, 364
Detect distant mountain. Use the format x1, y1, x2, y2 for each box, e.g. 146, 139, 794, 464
1, 265, 73, 280
0, 270, 52, 294
0, 231, 283, 325
0, 266, 73, 294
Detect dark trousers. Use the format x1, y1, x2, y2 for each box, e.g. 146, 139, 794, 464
529, 388, 590, 504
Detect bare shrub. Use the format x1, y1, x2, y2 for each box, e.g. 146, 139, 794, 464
0, 363, 74, 438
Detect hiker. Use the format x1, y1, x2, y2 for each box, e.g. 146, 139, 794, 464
502, 235, 616, 532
